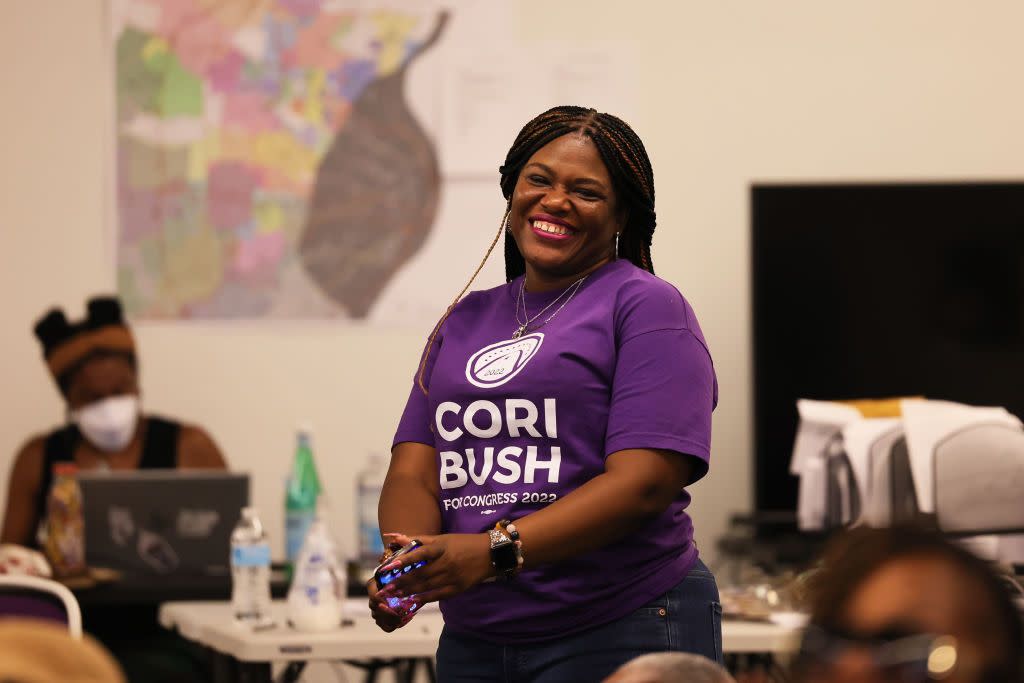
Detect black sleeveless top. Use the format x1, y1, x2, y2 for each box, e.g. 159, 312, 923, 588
36, 416, 181, 541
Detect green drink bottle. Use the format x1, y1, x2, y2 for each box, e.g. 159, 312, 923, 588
285, 425, 322, 576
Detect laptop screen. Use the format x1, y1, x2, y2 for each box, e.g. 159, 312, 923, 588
78, 471, 249, 576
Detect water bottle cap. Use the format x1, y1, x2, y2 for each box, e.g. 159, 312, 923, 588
296, 421, 314, 437
53, 462, 79, 477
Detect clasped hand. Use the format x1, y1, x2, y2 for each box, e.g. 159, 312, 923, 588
367, 531, 493, 632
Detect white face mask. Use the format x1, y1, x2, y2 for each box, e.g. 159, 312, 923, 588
72, 395, 140, 453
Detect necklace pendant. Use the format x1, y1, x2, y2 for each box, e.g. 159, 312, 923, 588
512, 324, 527, 339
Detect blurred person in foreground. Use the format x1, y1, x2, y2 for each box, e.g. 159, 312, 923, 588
0, 296, 226, 550
604, 652, 736, 683
795, 525, 1023, 683
0, 619, 125, 683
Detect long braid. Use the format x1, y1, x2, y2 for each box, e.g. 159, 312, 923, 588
416, 207, 508, 394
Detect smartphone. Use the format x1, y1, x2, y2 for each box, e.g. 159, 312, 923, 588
373, 540, 428, 616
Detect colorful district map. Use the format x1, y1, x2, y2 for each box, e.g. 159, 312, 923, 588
113, 1, 446, 318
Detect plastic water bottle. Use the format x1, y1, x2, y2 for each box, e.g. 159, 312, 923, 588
287, 515, 345, 632
357, 452, 387, 565
230, 507, 272, 622
285, 426, 322, 573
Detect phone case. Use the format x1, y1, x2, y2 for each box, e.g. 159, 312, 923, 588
374, 540, 428, 616
374, 541, 429, 586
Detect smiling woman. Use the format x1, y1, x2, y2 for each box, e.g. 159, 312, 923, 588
372, 106, 720, 683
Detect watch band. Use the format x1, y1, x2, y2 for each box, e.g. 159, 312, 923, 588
488, 520, 523, 580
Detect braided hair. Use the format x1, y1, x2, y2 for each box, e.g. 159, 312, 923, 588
417, 106, 656, 393
499, 106, 657, 280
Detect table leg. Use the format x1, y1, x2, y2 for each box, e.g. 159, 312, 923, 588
212, 651, 235, 683
210, 650, 272, 683
277, 661, 306, 683
399, 658, 437, 683
237, 662, 273, 683
342, 658, 405, 683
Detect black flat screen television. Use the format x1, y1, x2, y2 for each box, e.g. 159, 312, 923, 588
752, 183, 1024, 513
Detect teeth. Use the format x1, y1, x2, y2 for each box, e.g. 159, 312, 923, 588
533, 220, 571, 235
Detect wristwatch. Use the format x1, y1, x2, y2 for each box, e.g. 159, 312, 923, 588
488, 527, 518, 580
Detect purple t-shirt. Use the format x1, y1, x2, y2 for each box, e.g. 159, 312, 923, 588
393, 259, 717, 642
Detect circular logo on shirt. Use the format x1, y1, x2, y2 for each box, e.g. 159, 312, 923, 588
465, 334, 544, 388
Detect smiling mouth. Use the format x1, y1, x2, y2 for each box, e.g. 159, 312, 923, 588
531, 219, 576, 237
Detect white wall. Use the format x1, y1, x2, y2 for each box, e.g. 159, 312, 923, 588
3, 1, 1024, 570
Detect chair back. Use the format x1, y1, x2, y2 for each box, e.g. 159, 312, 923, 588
934, 423, 1024, 533
0, 574, 82, 638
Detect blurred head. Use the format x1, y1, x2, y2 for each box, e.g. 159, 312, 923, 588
0, 619, 125, 682
499, 106, 657, 282
797, 525, 1023, 683
34, 297, 140, 451
604, 652, 735, 683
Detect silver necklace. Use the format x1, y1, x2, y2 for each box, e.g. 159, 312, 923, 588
512, 274, 589, 339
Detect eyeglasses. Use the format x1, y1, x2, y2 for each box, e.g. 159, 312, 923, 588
796, 624, 965, 682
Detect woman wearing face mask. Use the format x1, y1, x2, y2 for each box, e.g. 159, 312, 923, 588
0, 296, 227, 548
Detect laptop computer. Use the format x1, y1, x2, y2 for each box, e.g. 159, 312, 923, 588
78, 471, 249, 576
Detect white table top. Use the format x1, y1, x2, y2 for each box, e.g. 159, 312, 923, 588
160, 599, 802, 663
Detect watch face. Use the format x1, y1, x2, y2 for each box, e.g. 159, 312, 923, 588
491, 541, 518, 571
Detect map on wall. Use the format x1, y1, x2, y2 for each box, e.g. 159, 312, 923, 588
113, 1, 446, 318
111, 0, 639, 321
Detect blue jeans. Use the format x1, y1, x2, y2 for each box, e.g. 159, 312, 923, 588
435, 560, 722, 683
